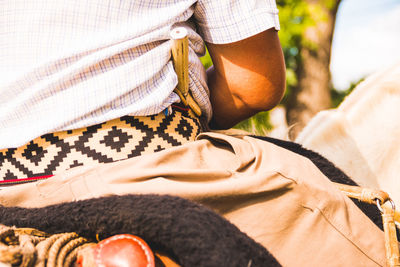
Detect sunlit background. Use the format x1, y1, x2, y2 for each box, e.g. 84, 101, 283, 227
331, 0, 400, 90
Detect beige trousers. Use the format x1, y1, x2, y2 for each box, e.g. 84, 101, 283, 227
0, 132, 385, 266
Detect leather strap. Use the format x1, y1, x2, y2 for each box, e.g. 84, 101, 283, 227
333, 182, 389, 205
334, 182, 400, 267
382, 204, 400, 267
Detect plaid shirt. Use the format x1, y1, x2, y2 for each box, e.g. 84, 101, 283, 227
0, 0, 279, 149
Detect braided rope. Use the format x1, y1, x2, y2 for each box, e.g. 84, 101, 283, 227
36, 234, 65, 267
18, 235, 36, 267
47, 233, 79, 267
64, 243, 94, 267
0, 225, 91, 267
56, 237, 88, 267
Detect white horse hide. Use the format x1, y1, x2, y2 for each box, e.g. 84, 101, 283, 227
296, 63, 400, 206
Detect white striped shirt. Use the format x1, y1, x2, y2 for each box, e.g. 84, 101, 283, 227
0, 0, 280, 149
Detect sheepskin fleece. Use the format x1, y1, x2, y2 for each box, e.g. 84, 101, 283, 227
0, 194, 281, 267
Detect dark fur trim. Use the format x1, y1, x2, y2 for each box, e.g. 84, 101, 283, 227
0, 194, 281, 267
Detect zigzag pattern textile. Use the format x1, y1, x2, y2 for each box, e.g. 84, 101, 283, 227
0, 107, 201, 183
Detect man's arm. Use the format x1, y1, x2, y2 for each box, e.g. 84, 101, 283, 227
206, 28, 286, 129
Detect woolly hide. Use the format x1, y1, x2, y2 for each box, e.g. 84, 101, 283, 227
0, 194, 281, 267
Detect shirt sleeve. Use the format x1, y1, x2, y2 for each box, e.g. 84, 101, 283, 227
193, 0, 280, 44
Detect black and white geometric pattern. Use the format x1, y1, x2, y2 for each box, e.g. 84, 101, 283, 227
0, 109, 201, 181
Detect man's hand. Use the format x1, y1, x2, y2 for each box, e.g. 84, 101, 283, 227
206, 28, 286, 129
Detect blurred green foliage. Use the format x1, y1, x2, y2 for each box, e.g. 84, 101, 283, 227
277, 0, 320, 104
331, 78, 364, 108
234, 111, 273, 136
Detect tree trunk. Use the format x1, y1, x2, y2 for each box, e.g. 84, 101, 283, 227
286, 0, 341, 139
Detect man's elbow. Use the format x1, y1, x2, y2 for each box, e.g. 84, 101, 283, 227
243, 74, 286, 113
261, 77, 286, 111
